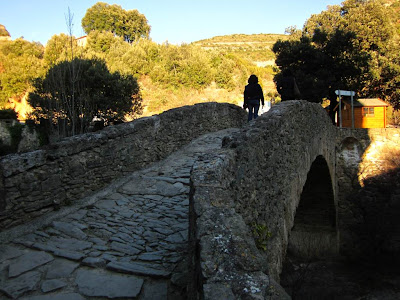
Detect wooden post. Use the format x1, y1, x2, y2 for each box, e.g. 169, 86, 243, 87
351, 93, 354, 129
338, 91, 342, 128
335, 90, 356, 129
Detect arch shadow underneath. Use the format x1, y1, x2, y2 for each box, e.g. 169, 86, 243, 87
288, 155, 337, 260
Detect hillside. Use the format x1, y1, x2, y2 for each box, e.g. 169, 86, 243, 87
139, 33, 286, 116
0, 30, 286, 120
193, 33, 287, 67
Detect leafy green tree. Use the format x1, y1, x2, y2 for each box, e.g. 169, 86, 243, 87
126, 39, 160, 75
0, 108, 18, 120
277, 0, 400, 106
0, 39, 45, 106
105, 38, 159, 75
82, 2, 150, 43
273, 29, 369, 103
102, 40, 133, 74
178, 47, 213, 89
149, 44, 213, 89
44, 33, 82, 66
210, 52, 236, 90
390, 1, 400, 34
85, 30, 123, 55
284, 26, 302, 40
83, 31, 160, 76
28, 58, 142, 137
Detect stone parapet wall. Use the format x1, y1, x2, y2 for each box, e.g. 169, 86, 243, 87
0, 102, 246, 230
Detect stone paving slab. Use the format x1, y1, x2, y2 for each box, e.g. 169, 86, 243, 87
75, 269, 144, 298
0, 128, 239, 299
8, 252, 54, 278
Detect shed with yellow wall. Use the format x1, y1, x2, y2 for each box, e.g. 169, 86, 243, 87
340, 98, 389, 128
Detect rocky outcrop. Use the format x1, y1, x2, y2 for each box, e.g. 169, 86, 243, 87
0, 24, 10, 38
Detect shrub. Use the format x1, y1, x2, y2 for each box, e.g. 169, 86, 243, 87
0, 122, 24, 156
387, 106, 400, 126
0, 108, 18, 120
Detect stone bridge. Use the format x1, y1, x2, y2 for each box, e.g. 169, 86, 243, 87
0, 101, 398, 299
190, 100, 337, 298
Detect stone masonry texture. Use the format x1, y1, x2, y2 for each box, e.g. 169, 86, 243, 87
189, 101, 400, 298
0, 102, 246, 230
227, 101, 337, 281
189, 101, 337, 299
1, 101, 399, 299
0, 127, 244, 299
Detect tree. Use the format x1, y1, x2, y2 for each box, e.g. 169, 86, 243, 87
28, 58, 142, 137
274, 28, 370, 103
81, 2, 150, 43
274, 0, 400, 106
211, 53, 236, 90
0, 108, 18, 120
0, 39, 45, 107
116, 38, 160, 75
85, 30, 124, 55
149, 44, 213, 89
44, 33, 82, 66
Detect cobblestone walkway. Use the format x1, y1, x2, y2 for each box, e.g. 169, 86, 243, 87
0, 128, 239, 300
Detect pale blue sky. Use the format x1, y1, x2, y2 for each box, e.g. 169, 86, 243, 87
1, 0, 343, 45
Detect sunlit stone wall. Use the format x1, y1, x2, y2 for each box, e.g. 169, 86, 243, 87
336, 127, 400, 258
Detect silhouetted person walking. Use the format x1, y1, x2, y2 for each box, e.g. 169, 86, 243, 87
328, 88, 339, 125
277, 69, 301, 101
244, 74, 264, 121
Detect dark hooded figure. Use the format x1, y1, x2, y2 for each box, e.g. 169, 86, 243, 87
243, 74, 264, 121
328, 87, 339, 125
277, 69, 301, 101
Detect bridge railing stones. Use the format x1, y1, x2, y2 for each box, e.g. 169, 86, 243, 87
0, 102, 246, 230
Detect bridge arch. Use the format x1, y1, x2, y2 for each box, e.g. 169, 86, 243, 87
191, 102, 400, 299
190, 101, 340, 298
232, 101, 338, 280
288, 155, 337, 259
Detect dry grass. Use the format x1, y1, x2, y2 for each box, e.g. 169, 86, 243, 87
359, 146, 400, 186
